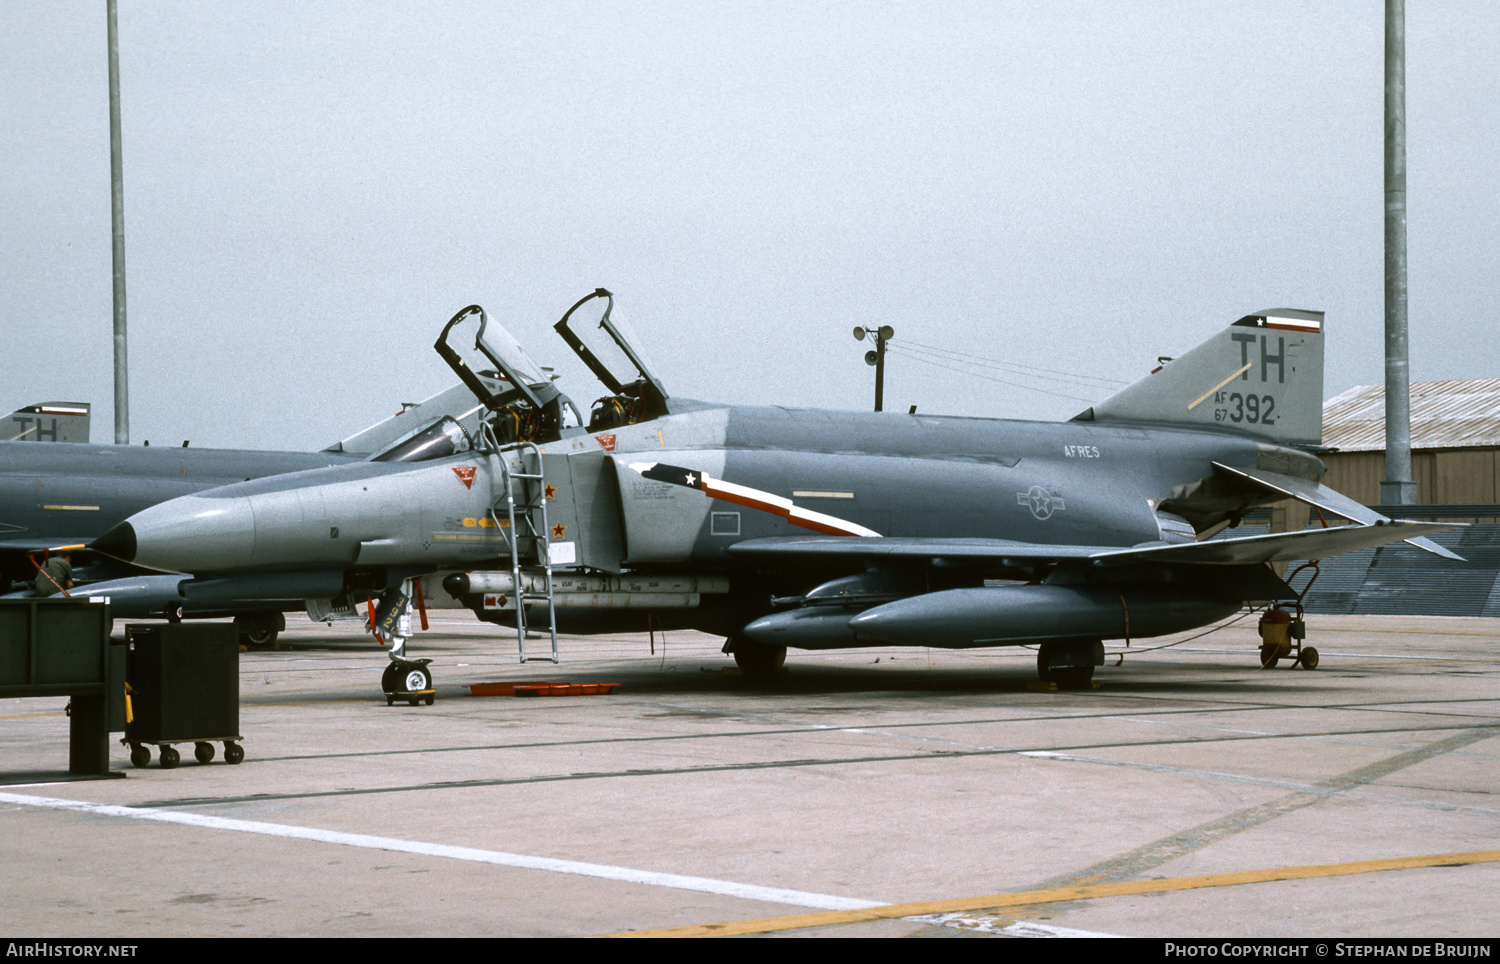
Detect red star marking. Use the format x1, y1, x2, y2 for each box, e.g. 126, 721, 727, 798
544, 483, 557, 500
551, 522, 567, 539
452, 466, 476, 489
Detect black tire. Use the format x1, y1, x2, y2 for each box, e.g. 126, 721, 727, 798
224, 742, 244, 765
730, 640, 786, 676
1300, 647, 1319, 670
241, 627, 278, 649
1260, 644, 1281, 669
193, 742, 215, 764
1037, 645, 1096, 687
159, 745, 180, 769
129, 744, 151, 768
381, 663, 399, 694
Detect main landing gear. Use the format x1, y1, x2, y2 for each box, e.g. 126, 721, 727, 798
1036, 639, 1104, 688
723, 636, 786, 677
235, 612, 285, 650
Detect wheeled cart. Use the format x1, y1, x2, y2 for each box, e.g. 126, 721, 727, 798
122, 623, 245, 767
1258, 605, 1319, 670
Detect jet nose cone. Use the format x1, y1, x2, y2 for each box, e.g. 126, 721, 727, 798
115, 493, 259, 574
91, 521, 137, 563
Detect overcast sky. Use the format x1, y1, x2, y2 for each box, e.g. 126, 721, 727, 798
2, 2, 1496, 450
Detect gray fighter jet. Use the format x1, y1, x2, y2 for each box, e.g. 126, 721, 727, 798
92, 290, 1459, 692
0, 376, 505, 643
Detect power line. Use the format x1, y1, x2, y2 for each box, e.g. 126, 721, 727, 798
882, 345, 1103, 403
898, 338, 1128, 389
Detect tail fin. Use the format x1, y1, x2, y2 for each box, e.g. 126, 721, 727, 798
3, 402, 91, 443
1075, 309, 1324, 447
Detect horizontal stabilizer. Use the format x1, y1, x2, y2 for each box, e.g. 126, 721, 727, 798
1213, 462, 1465, 561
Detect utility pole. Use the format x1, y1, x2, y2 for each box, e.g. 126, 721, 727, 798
1382, 0, 1416, 505
853, 325, 895, 412
109, 0, 129, 444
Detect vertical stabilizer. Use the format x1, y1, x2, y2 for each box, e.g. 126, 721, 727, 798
4, 402, 91, 443
1076, 310, 1324, 447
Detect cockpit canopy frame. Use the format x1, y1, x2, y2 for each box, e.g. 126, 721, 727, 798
553, 288, 670, 425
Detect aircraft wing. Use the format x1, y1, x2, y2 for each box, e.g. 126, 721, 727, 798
1090, 519, 1459, 565
729, 518, 1460, 567
728, 536, 1112, 562
1212, 461, 1463, 561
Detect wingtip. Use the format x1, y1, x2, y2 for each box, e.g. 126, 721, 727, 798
1403, 535, 1464, 562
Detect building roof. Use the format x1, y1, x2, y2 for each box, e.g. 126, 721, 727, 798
1323, 379, 1500, 452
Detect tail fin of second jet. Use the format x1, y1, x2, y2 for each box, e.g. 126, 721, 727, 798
1074, 309, 1324, 448
3, 402, 91, 443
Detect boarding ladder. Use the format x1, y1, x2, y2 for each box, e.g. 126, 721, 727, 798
485, 436, 559, 663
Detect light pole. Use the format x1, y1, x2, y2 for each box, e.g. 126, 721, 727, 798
853, 325, 895, 412
108, 0, 128, 444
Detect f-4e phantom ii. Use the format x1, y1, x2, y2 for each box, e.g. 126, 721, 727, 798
92, 289, 1459, 694
0, 377, 511, 644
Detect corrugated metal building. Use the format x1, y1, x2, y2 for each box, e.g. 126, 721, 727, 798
1321, 379, 1500, 505
1286, 379, 1500, 615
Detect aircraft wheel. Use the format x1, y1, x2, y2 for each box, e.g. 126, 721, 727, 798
159, 745, 180, 769
1037, 649, 1091, 686
224, 742, 244, 765
193, 741, 215, 764
1037, 645, 1096, 687
129, 744, 151, 768
403, 665, 433, 694
1299, 647, 1319, 670
381, 663, 399, 693
241, 627, 278, 649
1259, 644, 1281, 669
730, 639, 786, 676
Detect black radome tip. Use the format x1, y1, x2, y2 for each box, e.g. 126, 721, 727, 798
91, 521, 137, 562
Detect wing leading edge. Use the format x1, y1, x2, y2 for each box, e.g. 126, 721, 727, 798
729, 518, 1458, 567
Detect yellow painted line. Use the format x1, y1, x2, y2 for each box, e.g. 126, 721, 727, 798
1188, 363, 1252, 410
603, 849, 1500, 938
